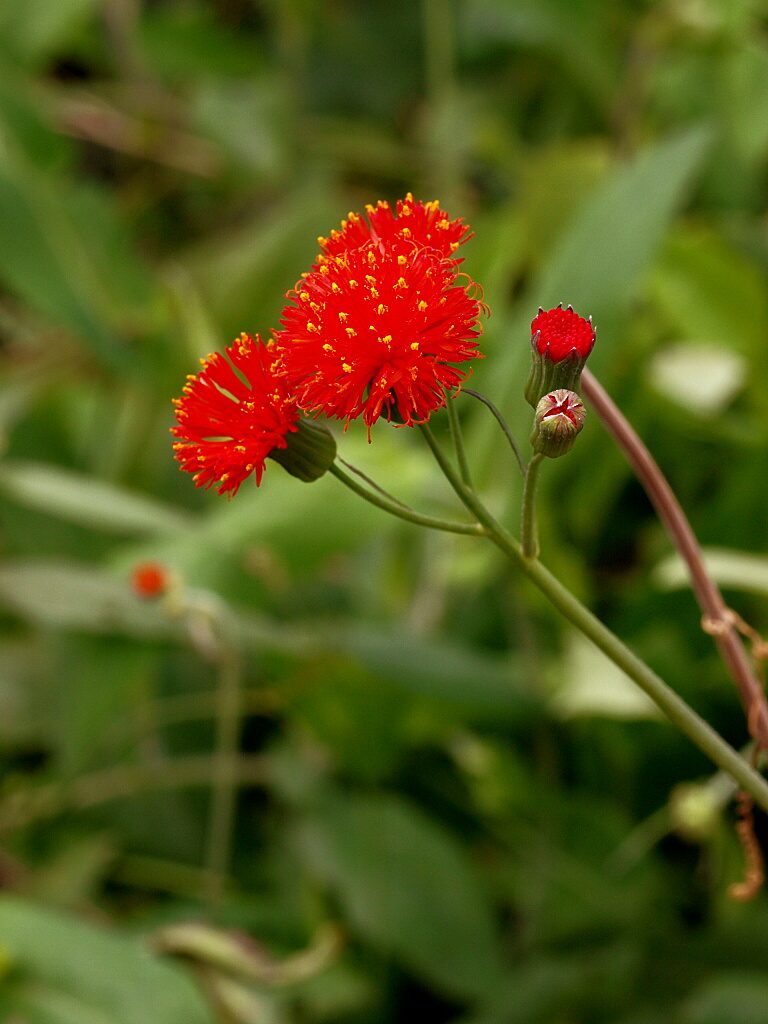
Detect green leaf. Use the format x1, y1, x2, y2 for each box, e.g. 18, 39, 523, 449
680, 972, 768, 1024
0, 896, 213, 1024
296, 791, 504, 1001
0, 462, 193, 536
534, 126, 712, 324
654, 547, 768, 596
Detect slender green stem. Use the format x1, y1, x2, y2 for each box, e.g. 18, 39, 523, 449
462, 388, 527, 476
444, 389, 472, 487
205, 639, 243, 904
418, 424, 768, 813
521, 452, 545, 559
329, 461, 484, 537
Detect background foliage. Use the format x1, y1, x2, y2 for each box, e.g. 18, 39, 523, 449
1, 0, 768, 1020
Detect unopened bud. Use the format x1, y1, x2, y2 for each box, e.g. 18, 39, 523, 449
530, 389, 586, 459
269, 417, 336, 482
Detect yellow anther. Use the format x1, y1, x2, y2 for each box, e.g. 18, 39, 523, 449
418, 300, 428, 312
320, 265, 329, 275
317, 235, 327, 246
377, 303, 386, 315
338, 311, 349, 322
402, 227, 412, 239
331, 282, 340, 292
410, 342, 420, 350
397, 277, 408, 289
310, 301, 321, 313
323, 343, 333, 351
345, 327, 357, 337
397, 254, 407, 266
307, 322, 319, 333
367, 250, 376, 265
365, 274, 377, 286
349, 279, 358, 288
342, 362, 352, 373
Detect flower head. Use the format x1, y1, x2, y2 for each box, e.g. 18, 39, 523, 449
319, 193, 471, 261
531, 304, 595, 362
525, 304, 595, 408
277, 239, 483, 429
171, 334, 299, 497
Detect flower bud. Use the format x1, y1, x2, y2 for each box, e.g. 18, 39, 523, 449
530, 389, 586, 459
525, 304, 596, 408
268, 417, 336, 482
131, 561, 171, 600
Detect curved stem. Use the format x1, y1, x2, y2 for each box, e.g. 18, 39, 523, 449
329, 460, 484, 537
338, 456, 411, 509
582, 369, 768, 750
418, 424, 768, 813
521, 452, 545, 559
205, 639, 243, 904
444, 389, 472, 487
463, 388, 527, 476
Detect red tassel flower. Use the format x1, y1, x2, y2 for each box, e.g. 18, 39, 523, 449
319, 193, 472, 260
277, 238, 483, 429
172, 334, 299, 497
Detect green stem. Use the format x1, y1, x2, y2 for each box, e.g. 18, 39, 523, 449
205, 639, 243, 904
418, 425, 768, 813
521, 452, 545, 559
444, 389, 472, 487
462, 388, 527, 476
329, 461, 483, 537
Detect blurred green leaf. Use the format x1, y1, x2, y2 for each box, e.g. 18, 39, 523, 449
0, 461, 193, 536
655, 547, 768, 596
0, 896, 213, 1024
680, 972, 768, 1024
296, 790, 504, 1001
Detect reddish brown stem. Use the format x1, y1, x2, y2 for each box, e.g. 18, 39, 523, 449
581, 369, 768, 749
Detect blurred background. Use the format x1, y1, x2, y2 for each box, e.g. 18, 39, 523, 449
1, 0, 768, 1021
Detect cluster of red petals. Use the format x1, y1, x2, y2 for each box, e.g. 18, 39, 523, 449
532, 305, 595, 362
276, 237, 483, 428
171, 334, 298, 496
319, 193, 472, 261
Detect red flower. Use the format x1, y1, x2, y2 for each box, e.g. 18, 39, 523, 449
277, 239, 483, 429
531, 305, 595, 362
131, 561, 170, 599
172, 334, 299, 496
319, 193, 472, 261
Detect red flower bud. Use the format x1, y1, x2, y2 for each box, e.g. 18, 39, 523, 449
131, 561, 170, 599
530, 389, 586, 459
525, 304, 595, 408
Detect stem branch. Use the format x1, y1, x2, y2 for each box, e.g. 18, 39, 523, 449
521, 453, 545, 559
419, 424, 768, 812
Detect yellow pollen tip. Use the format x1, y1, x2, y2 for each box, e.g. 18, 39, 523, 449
345, 327, 357, 337
331, 282, 340, 292
342, 362, 352, 373
376, 303, 386, 315
338, 311, 348, 322
418, 300, 428, 311
307, 322, 319, 333
410, 342, 420, 350
397, 254, 407, 265
323, 343, 333, 351
349, 279, 358, 288
397, 277, 408, 289
402, 227, 412, 238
